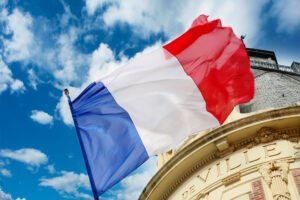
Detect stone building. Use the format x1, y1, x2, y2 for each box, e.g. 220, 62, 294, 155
139, 48, 300, 200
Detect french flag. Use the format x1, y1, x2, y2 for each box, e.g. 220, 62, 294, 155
68, 15, 254, 199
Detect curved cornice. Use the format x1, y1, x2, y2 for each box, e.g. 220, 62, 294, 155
139, 106, 300, 200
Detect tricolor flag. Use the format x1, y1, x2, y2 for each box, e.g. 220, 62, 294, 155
67, 15, 254, 199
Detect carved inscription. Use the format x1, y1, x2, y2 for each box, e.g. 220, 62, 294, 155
197, 168, 211, 183
262, 143, 281, 158
178, 142, 289, 200
226, 158, 241, 172
181, 185, 196, 199
243, 150, 260, 164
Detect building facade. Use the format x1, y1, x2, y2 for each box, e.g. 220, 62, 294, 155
139, 49, 300, 200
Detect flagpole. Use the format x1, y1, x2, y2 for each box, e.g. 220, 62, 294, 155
64, 88, 100, 200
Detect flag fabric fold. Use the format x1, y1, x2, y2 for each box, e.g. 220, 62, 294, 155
68, 15, 254, 199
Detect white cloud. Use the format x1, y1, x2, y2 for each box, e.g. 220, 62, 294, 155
115, 157, 157, 200
39, 15, 88, 87
0, 186, 24, 200
0, 168, 12, 177
0, 148, 48, 167
50, 3, 89, 86
85, 0, 112, 15
0, 56, 26, 94
2, 9, 34, 62
271, 0, 300, 32
46, 164, 56, 174
49, 24, 90, 87
53, 30, 80, 84
0, 187, 12, 200
10, 80, 25, 93
60, 1, 77, 28
0, 57, 13, 93
0, 0, 7, 6
28, 69, 40, 90
83, 34, 95, 44
181, 0, 269, 45
30, 110, 53, 125
88, 43, 126, 82
85, 0, 100, 15
0, 3, 88, 88
99, 0, 269, 44
102, 0, 182, 38
39, 171, 92, 199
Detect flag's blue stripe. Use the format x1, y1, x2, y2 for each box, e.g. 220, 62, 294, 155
69, 82, 149, 198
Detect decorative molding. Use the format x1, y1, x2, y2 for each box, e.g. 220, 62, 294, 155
162, 153, 216, 200
215, 126, 298, 157
215, 146, 234, 158
161, 127, 300, 200
140, 106, 300, 200
215, 138, 229, 151
221, 172, 241, 186
247, 127, 289, 148
258, 160, 291, 200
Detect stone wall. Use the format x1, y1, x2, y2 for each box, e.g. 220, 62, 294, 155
240, 68, 300, 113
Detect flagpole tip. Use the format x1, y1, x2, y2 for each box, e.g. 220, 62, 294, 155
241, 35, 246, 40
64, 88, 69, 96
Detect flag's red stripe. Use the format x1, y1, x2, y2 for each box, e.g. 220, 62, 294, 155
163, 15, 254, 124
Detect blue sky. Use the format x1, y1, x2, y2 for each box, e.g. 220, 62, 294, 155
0, 0, 300, 199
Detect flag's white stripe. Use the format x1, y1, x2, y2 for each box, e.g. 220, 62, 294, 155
101, 48, 219, 156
